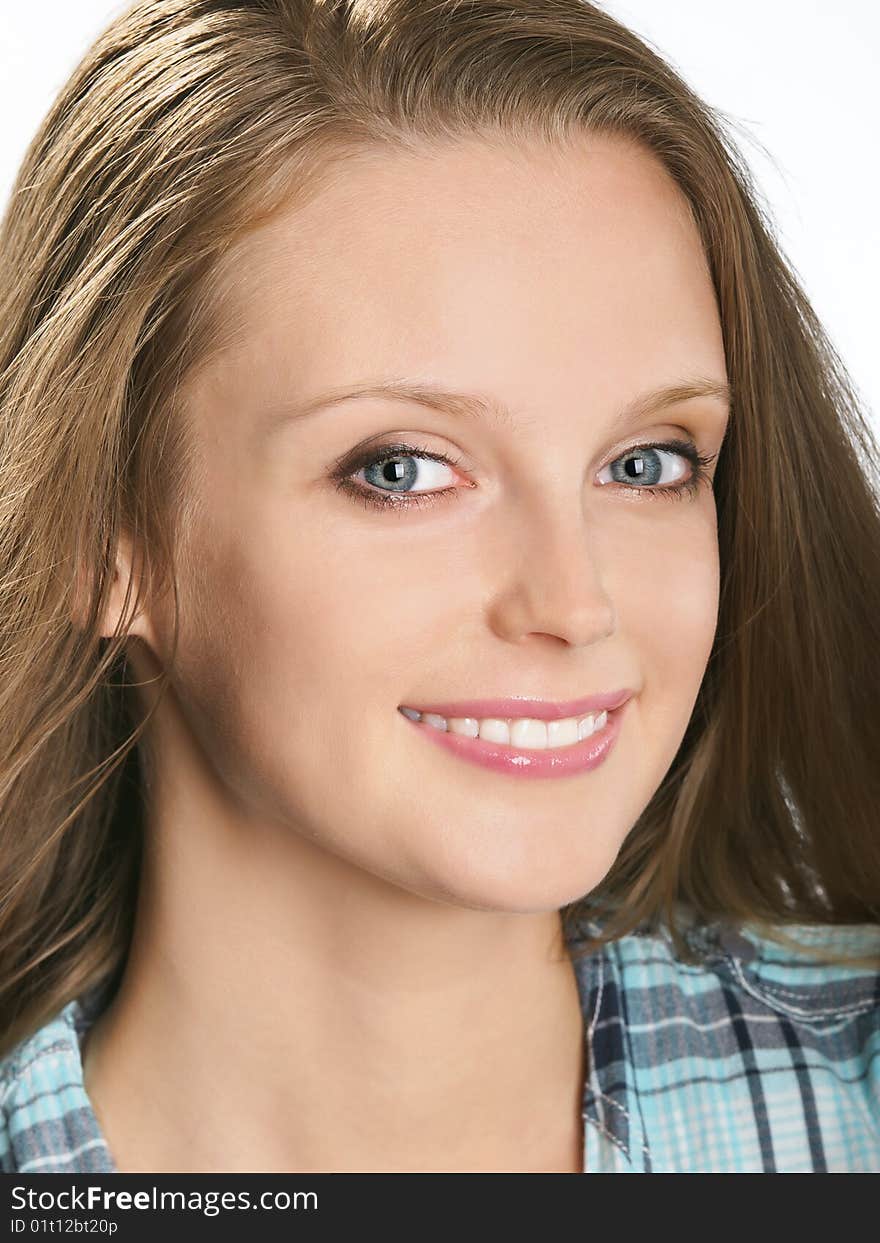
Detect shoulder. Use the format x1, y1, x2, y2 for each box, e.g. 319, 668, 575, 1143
0, 996, 116, 1174
567, 912, 880, 1172
581, 914, 880, 1024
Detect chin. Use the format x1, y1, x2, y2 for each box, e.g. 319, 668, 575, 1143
398, 854, 614, 916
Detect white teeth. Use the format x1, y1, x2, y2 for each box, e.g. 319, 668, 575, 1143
479, 718, 511, 744
510, 718, 548, 749
403, 708, 610, 750
548, 716, 580, 747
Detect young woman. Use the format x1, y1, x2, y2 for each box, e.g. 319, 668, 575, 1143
1, 0, 878, 1174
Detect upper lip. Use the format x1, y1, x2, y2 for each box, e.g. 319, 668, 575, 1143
399, 688, 634, 721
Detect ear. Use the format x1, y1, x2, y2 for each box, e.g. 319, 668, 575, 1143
105, 528, 160, 647
73, 529, 159, 651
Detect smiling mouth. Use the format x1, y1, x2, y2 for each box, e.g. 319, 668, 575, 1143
397, 704, 615, 751
397, 697, 628, 779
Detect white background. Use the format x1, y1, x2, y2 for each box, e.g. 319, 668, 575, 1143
1, 1, 877, 433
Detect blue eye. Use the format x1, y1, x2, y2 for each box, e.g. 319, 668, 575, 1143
330, 440, 468, 513
330, 438, 717, 512
361, 446, 458, 497
599, 443, 710, 497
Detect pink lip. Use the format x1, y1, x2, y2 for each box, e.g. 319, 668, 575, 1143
398, 688, 634, 721
399, 697, 631, 780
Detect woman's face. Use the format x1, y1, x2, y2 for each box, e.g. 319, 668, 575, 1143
134, 131, 730, 913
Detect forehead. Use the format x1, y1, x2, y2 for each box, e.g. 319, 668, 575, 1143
194, 131, 723, 425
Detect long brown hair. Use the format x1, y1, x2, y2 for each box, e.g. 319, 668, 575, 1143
2, 0, 878, 1060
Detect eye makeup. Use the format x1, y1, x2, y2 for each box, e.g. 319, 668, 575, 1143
328, 437, 719, 513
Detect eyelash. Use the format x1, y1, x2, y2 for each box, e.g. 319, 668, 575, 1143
330, 438, 719, 513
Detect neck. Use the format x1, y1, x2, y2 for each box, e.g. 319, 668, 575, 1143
82, 797, 587, 1172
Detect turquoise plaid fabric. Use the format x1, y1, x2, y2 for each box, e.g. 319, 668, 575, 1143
2, 914, 878, 1172
570, 915, 880, 1171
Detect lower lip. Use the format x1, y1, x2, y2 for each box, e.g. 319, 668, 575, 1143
399, 700, 629, 779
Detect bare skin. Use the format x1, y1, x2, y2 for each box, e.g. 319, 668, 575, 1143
81, 129, 729, 1173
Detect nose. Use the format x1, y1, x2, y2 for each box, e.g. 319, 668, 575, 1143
486, 492, 616, 648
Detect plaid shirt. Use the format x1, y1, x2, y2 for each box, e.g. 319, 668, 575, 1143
2, 913, 878, 1173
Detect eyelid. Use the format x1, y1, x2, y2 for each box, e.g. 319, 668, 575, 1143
605, 423, 696, 454
331, 438, 465, 477
329, 431, 463, 470
331, 428, 705, 482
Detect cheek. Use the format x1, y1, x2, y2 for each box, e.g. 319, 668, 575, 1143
617, 510, 720, 744
165, 510, 409, 801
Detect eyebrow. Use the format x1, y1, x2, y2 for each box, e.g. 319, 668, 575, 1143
261, 374, 731, 434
